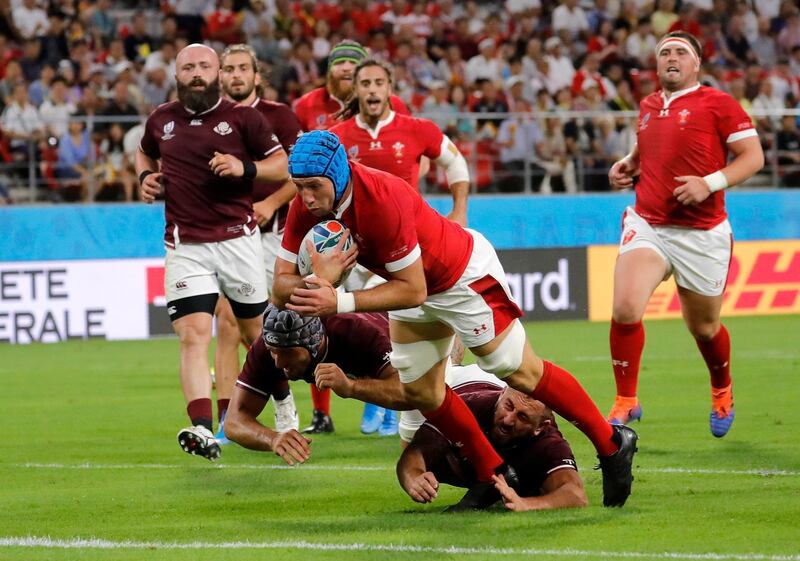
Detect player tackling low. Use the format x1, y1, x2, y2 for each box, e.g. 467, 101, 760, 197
606, 32, 764, 437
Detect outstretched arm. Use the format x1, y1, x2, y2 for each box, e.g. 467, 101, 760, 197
396, 443, 440, 503
224, 386, 311, 465
209, 148, 289, 183
492, 468, 587, 511
315, 364, 409, 410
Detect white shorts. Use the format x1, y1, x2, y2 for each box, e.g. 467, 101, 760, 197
261, 230, 282, 296
619, 207, 733, 297
165, 233, 268, 305
399, 362, 506, 442
389, 229, 522, 347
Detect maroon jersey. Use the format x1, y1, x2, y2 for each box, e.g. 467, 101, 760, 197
280, 162, 473, 295
330, 112, 444, 191
635, 85, 756, 229
140, 98, 283, 246
413, 383, 578, 496
250, 98, 303, 233
293, 86, 411, 131
236, 312, 392, 398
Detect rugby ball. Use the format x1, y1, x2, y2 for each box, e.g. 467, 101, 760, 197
297, 219, 353, 287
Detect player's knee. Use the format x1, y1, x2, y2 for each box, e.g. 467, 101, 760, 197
390, 336, 454, 385
612, 300, 643, 324
474, 320, 526, 378
689, 321, 720, 342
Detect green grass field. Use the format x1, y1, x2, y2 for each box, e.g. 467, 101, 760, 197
2, 315, 799, 561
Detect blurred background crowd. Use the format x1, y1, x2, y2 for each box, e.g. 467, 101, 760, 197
1, 0, 800, 203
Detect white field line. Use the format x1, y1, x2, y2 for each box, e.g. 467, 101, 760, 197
11, 463, 800, 477
0, 536, 798, 560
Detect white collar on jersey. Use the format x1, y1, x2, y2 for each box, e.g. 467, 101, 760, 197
356, 110, 396, 140
334, 184, 353, 219
249, 97, 260, 108
183, 97, 222, 116
660, 82, 701, 110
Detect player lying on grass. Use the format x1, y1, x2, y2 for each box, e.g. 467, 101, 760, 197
397, 362, 587, 512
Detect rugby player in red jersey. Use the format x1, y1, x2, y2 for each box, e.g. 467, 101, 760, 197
606, 32, 764, 438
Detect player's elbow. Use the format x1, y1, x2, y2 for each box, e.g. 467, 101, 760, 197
221, 409, 245, 443
564, 482, 588, 508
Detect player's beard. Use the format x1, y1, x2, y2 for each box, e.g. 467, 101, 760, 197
177, 76, 221, 113
225, 80, 255, 102
329, 75, 353, 102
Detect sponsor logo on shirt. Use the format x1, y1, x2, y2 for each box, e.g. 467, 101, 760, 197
369, 140, 382, 150
189, 119, 202, 126
175, 281, 188, 290
472, 323, 488, 336
161, 121, 175, 140
213, 121, 232, 136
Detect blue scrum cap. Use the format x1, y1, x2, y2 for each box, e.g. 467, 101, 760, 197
289, 130, 351, 206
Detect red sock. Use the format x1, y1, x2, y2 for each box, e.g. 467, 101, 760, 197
423, 386, 503, 482
310, 384, 331, 415
610, 320, 645, 398
217, 399, 230, 423
532, 361, 617, 456
187, 398, 213, 431
696, 324, 731, 389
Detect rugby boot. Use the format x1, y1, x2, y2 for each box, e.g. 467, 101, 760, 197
607, 396, 643, 425
710, 384, 735, 438
597, 424, 638, 507
178, 425, 221, 461
445, 465, 520, 512
302, 409, 335, 434
360, 403, 385, 434
274, 391, 300, 432
378, 409, 399, 436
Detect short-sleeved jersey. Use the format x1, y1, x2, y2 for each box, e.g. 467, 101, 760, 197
280, 162, 473, 295
293, 86, 411, 132
329, 112, 444, 191
140, 98, 283, 246
250, 98, 303, 232
236, 312, 392, 397
412, 383, 578, 496
635, 85, 757, 229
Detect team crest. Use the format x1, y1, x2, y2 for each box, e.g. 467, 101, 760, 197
213, 121, 232, 136
392, 141, 405, 158
639, 113, 650, 130
161, 121, 175, 140
316, 114, 327, 126
622, 230, 637, 245
678, 109, 690, 126
348, 145, 359, 159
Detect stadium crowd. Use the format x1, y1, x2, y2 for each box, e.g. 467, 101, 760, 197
1, 0, 800, 203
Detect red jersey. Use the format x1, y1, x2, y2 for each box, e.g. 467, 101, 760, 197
635, 85, 756, 229
329, 112, 444, 191
250, 98, 303, 233
293, 86, 411, 131
139, 98, 283, 246
280, 162, 473, 295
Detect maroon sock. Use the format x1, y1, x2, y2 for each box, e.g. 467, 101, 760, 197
187, 398, 213, 431
532, 361, 617, 456
217, 399, 230, 423
610, 320, 645, 398
310, 384, 331, 415
423, 386, 503, 482
696, 324, 731, 389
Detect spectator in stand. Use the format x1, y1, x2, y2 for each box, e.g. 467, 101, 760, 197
0, 59, 22, 109
544, 37, 575, 94
777, 10, 800, 55
207, 0, 244, 48
95, 121, 134, 201
103, 38, 129, 69
535, 116, 577, 193
242, 0, 271, 44
1, 81, 44, 155
551, 0, 589, 41
40, 76, 76, 139
123, 11, 154, 63
625, 17, 657, 69
437, 44, 467, 88
608, 79, 637, 112
28, 64, 54, 107
166, 0, 212, 43
89, 0, 116, 43
14, 0, 48, 40
776, 114, 800, 186
452, 17, 478, 60
19, 38, 42, 83
142, 67, 171, 111
40, 15, 68, 67
650, 0, 679, 37
380, 0, 410, 35
571, 53, 607, 100
311, 20, 331, 63
496, 99, 546, 192
587, 20, 620, 65
407, 36, 441, 91
769, 58, 797, 102
101, 79, 139, 133
55, 114, 92, 200
668, 3, 702, 37
398, 0, 432, 38
752, 78, 784, 131
752, 17, 778, 67
143, 41, 176, 85
421, 80, 457, 132
284, 39, 322, 101
727, 14, 757, 67
466, 38, 505, 87
471, 79, 508, 137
